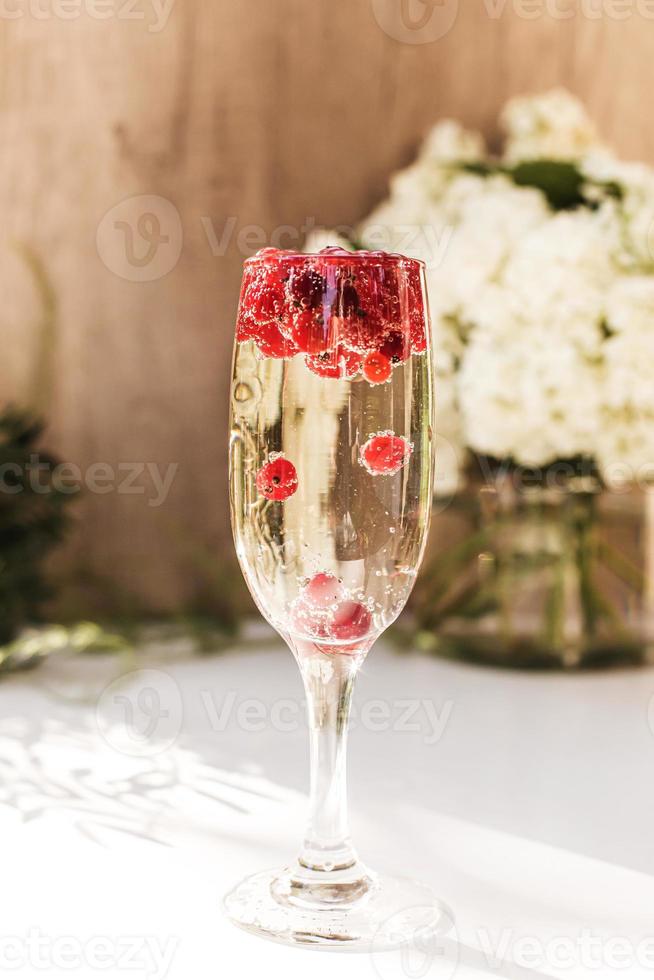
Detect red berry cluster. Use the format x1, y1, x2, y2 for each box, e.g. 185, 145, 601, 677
236, 247, 427, 380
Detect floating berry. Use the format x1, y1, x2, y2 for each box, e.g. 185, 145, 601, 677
252, 282, 285, 323
289, 267, 325, 309
304, 573, 345, 609
305, 345, 362, 379
329, 601, 372, 641
255, 321, 298, 359
288, 309, 333, 355
362, 351, 392, 385
360, 433, 413, 476
236, 310, 257, 343
256, 455, 298, 500
339, 314, 383, 352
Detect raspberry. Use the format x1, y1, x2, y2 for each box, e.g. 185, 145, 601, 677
340, 313, 385, 352
288, 267, 325, 309
252, 282, 284, 323
360, 433, 413, 476
236, 310, 256, 343
255, 321, 298, 359
304, 573, 344, 609
305, 345, 362, 379
329, 601, 372, 641
362, 351, 392, 385
255, 456, 298, 500
288, 309, 333, 355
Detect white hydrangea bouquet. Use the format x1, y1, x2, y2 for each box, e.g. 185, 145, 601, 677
310, 89, 654, 496
308, 91, 654, 668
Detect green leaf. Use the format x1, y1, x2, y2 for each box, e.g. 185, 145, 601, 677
510, 160, 586, 210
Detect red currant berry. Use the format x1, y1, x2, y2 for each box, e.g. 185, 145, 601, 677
304, 573, 344, 609
329, 601, 372, 641
360, 433, 413, 476
255, 456, 298, 500
362, 351, 392, 385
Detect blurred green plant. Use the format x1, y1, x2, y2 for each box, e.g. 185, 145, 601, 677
0, 407, 73, 645
0, 620, 129, 674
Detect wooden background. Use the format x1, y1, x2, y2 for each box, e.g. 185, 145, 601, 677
1, 0, 653, 615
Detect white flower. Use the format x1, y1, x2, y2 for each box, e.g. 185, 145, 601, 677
458, 331, 603, 467
498, 209, 616, 353
501, 89, 601, 164
605, 276, 654, 334
582, 151, 654, 270
420, 119, 486, 165
597, 329, 654, 483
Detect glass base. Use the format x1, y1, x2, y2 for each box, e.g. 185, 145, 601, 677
223, 867, 453, 951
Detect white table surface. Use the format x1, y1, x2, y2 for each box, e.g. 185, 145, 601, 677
0, 629, 653, 979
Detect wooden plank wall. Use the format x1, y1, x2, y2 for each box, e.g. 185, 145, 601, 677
0, 0, 652, 613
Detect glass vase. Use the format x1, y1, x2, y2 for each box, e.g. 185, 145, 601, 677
411, 471, 654, 670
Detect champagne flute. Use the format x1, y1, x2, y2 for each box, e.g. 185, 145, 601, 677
225, 246, 444, 949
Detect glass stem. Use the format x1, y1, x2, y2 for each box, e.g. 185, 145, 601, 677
274, 647, 372, 909
300, 660, 356, 872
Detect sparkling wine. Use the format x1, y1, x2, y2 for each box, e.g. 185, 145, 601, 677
229, 247, 434, 661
